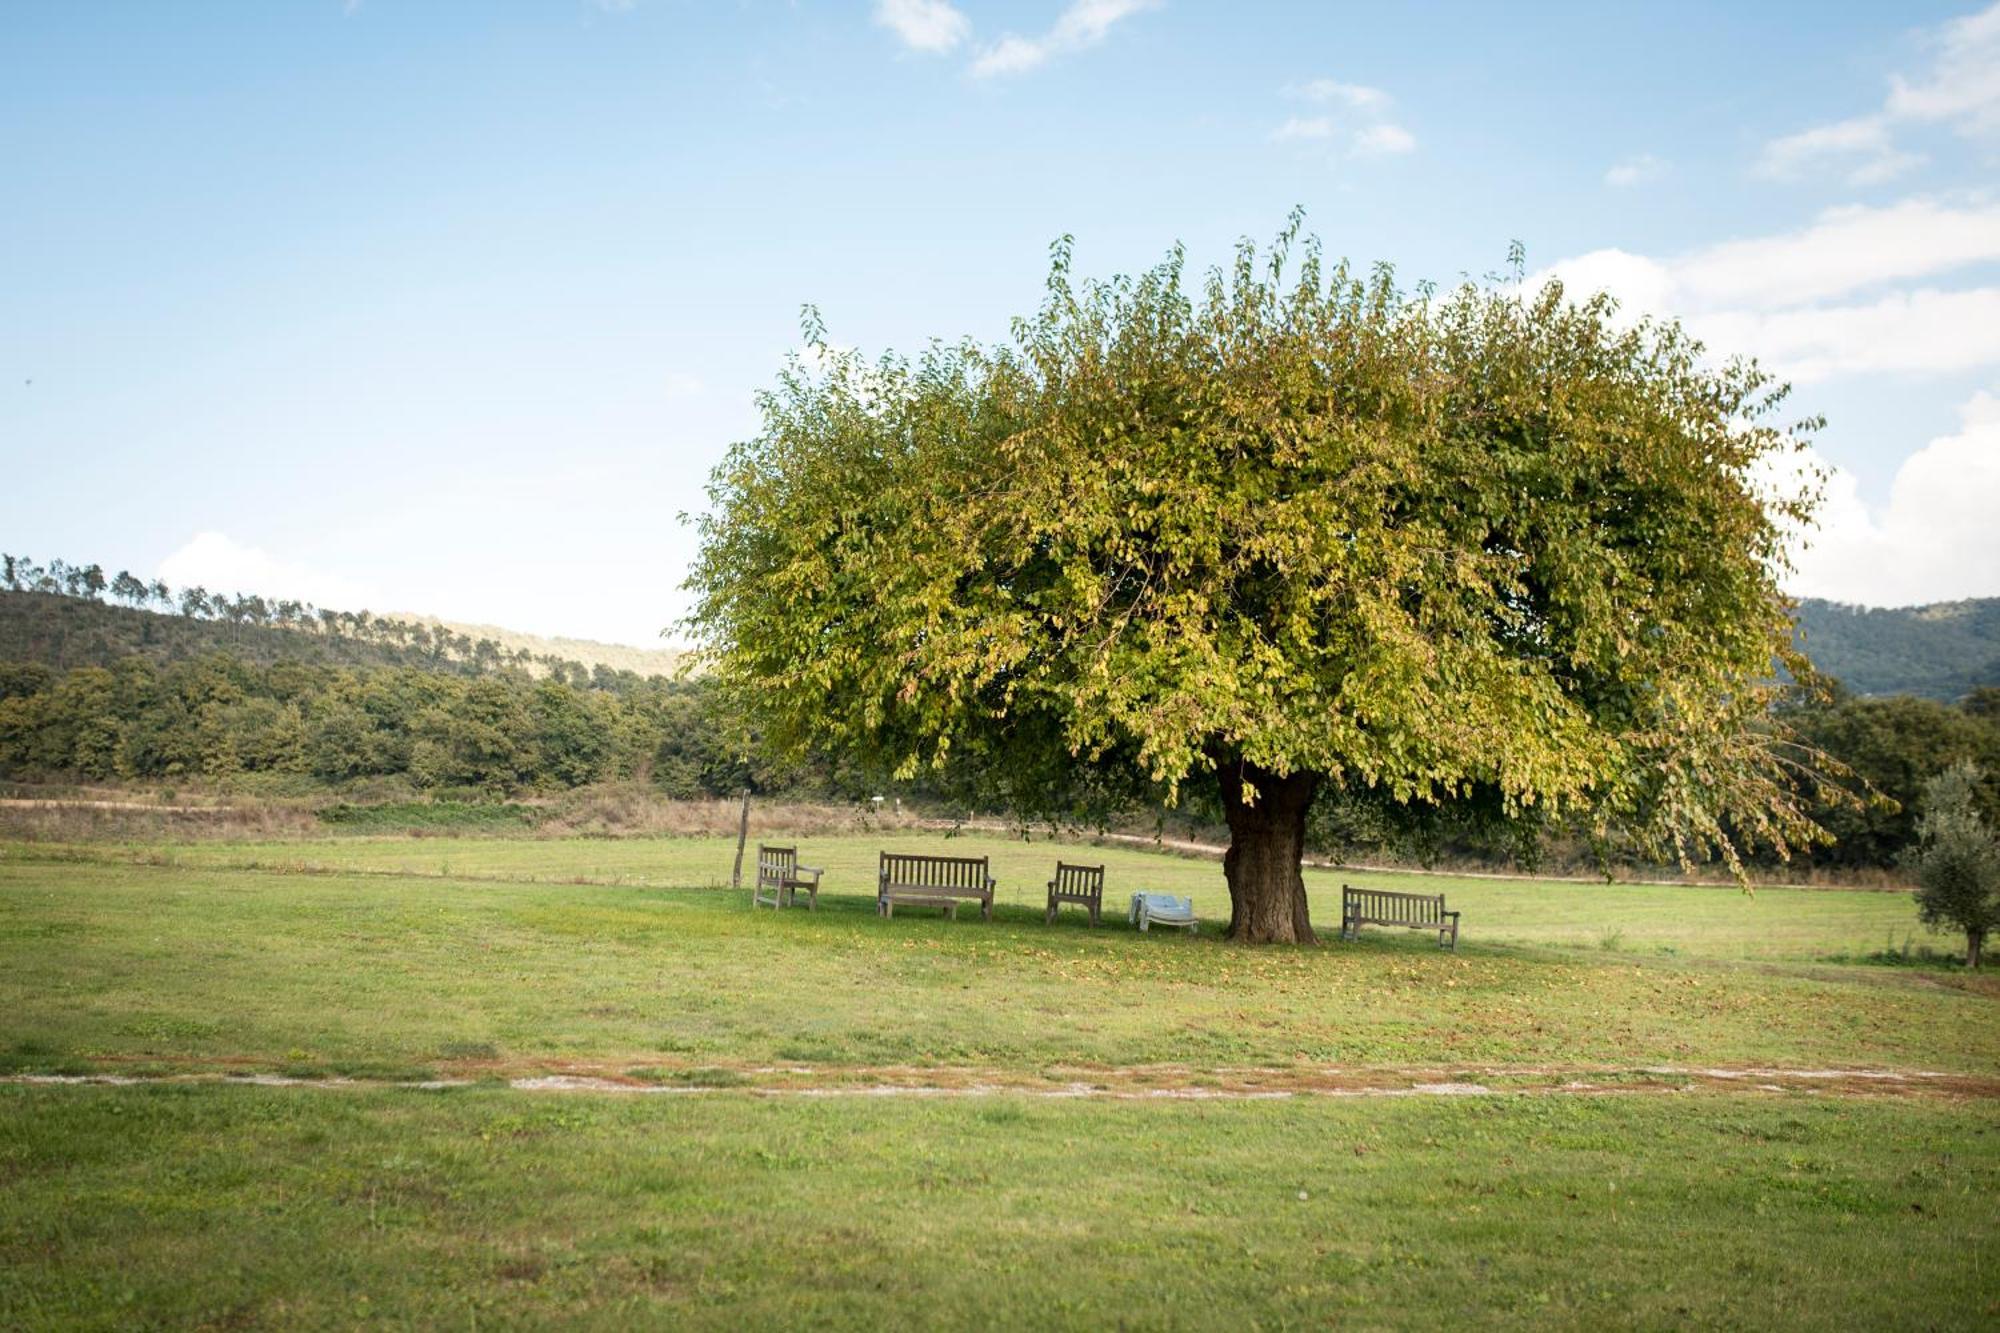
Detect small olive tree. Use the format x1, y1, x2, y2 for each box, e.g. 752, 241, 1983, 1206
685, 220, 1840, 943
1908, 761, 2000, 968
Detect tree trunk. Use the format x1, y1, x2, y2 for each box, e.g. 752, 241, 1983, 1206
1970, 929, 1985, 971
1214, 754, 1321, 944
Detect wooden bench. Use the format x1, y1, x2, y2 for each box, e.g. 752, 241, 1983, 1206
753, 845, 822, 911
1046, 862, 1104, 925
1341, 884, 1459, 949
878, 852, 994, 921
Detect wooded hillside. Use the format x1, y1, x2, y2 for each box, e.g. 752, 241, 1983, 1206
1793, 597, 2000, 700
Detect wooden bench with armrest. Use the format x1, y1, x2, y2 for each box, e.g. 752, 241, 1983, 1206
1046, 861, 1104, 925
753, 845, 823, 911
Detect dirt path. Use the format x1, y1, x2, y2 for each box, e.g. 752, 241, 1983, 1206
10, 1061, 1995, 1102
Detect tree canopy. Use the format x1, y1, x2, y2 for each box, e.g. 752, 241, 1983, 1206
686, 219, 1840, 941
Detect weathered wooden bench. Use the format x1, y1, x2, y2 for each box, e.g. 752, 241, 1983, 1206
878, 851, 994, 921
1046, 862, 1104, 925
753, 845, 823, 911
1341, 884, 1459, 949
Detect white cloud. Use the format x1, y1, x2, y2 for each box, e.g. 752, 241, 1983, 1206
1272, 76, 1414, 159
1693, 287, 2000, 384
1755, 115, 1923, 186
1758, 2, 2000, 184
157, 532, 379, 610
1272, 116, 1335, 142
1670, 198, 2000, 308
662, 372, 704, 401
873, 0, 970, 55
970, 0, 1155, 79
1778, 390, 2000, 605
1528, 198, 2000, 381
1351, 123, 1416, 157
1887, 1, 2000, 136
1604, 153, 1668, 187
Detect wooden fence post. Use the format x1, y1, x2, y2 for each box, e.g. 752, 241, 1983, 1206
730, 787, 752, 889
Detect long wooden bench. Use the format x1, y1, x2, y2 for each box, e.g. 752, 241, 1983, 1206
1341, 884, 1459, 950
1046, 862, 1104, 925
878, 851, 995, 921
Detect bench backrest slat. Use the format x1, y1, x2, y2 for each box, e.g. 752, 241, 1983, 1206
757, 846, 797, 879
1343, 884, 1447, 923
880, 852, 990, 892
1052, 862, 1103, 895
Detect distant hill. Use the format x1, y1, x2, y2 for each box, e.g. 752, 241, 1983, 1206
389, 614, 681, 679
1792, 597, 2000, 700
0, 590, 679, 685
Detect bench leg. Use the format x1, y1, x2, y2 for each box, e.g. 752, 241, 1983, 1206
982, 898, 992, 923
1089, 901, 1100, 927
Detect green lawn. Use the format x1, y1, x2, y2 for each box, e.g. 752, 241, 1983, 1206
2, 1086, 1995, 1330
0, 846, 1992, 1078
2, 829, 1995, 1329
23, 829, 1944, 960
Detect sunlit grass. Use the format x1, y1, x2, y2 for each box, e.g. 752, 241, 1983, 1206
13, 829, 1943, 961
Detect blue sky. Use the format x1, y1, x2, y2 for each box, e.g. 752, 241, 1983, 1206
4, 1, 1998, 647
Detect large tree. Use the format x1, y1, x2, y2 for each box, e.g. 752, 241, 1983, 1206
685, 222, 1837, 942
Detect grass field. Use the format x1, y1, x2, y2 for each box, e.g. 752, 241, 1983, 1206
2, 826, 1996, 1328
21, 829, 1951, 957
5, 1087, 1995, 1330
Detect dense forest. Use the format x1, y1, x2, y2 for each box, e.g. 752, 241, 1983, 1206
3, 551, 1997, 870
0, 652, 791, 800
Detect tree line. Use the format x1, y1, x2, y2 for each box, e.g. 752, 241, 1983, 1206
0, 654, 802, 799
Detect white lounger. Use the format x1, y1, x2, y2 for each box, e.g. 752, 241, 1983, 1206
1129, 892, 1197, 934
